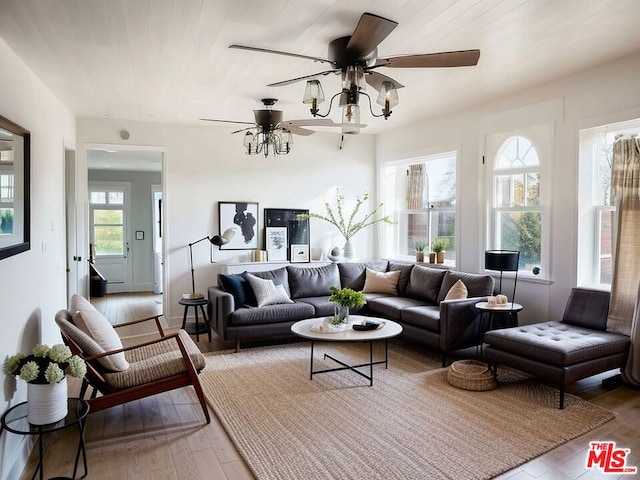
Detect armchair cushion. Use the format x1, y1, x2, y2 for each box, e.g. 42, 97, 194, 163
104, 330, 206, 389
69, 294, 129, 371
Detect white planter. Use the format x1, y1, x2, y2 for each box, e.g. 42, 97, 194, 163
27, 377, 68, 425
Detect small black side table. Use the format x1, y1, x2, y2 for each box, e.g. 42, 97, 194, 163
475, 302, 524, 358
1, 398, 89, 480
179, 297, 211, 342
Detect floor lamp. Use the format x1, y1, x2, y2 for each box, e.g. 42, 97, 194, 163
484, 250, 520, 303
184, 234, 230, 299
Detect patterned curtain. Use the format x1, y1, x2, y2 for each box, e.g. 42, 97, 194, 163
607, 136, 640, 384
406, 163, 426, 209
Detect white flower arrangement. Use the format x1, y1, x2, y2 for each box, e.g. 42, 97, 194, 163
3, 343, 86, 384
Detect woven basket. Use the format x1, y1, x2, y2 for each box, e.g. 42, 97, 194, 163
447, 360, 497, 391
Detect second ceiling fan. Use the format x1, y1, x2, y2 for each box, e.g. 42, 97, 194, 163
230, 12, 480, 132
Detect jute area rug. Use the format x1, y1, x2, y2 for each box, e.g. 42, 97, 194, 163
200, 341, 614, 480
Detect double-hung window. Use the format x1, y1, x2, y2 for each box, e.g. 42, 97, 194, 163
381, 150, 457, 263
486, 125, 550, 277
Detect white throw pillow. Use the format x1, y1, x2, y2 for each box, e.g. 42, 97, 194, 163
69, 294, 129, 371
245, 274, 294, 307
444, 279, 468, 301
362, 268, 401, 295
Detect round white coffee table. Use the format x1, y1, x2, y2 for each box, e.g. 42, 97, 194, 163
291, 315, 403, 386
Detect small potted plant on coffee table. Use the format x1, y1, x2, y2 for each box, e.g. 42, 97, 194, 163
327, 286, 367, 330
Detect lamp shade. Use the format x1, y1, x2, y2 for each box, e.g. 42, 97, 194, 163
485, 250, 520, 272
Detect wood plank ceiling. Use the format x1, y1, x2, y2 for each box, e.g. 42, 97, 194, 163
0, 0, 639, 134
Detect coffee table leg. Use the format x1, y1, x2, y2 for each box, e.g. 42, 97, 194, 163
369, 341, 373, 386
309, 340, 315, 380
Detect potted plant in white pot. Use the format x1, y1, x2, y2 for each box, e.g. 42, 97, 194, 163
3, 343, 86, 424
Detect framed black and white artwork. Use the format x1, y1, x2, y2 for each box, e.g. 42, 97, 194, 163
264, 208, 309, 261
290, 244, 309, 263
265, 227, 287, 261
218, 201, 259, 250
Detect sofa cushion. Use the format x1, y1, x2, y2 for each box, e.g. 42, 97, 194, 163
218, 273, 257, 307
405, 265, 447, 304
69, 294, 129, 372
387, 262, 414, 295
287, 264, 340, 299
245, 274, 294, 307
445, 279, 468, 300
338, 260, 388, 290
366, 296, 427, 321
230, 302, 315, 326
294, 297, 336, 317
437, 271, 494, 303
483, 321, 630, 366
400, 305, 441, 332
251, 267, 291, 297
362, 268, 401, 295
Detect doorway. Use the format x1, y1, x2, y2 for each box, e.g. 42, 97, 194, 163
85, 146, 165, 309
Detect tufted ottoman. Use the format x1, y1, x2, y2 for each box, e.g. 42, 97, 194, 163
484, 288, 630, 408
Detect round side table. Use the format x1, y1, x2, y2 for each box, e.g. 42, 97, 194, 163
178, 297, 211, 342
1, 398, 89, 480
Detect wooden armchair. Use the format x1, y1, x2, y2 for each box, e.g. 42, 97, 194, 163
55, 304, 210, 424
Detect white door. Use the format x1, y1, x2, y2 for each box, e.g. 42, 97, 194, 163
89, 182, 131, 293
65, 147, 81, 303
152, 186, 163, 294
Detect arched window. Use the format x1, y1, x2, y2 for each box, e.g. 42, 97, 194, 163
492, 135, 542, 271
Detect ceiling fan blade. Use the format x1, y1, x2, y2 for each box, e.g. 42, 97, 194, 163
376, 50, 481, 68
282, 118, 342, 127
281, 124, 315, 136
347, 12, 397, 56
230, 127, 256, 134
229, 44, 334, 65
200, 118, 255, 125
364, 71, 404, 91
268, 70, 338, 87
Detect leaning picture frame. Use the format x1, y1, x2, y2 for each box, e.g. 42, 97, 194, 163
218, 201, 259, 250
264, 208, 309, 261
290, 244, 309, 263
265, 227, 288, 261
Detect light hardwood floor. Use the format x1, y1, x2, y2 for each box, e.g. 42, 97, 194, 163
21, 292, 640, 479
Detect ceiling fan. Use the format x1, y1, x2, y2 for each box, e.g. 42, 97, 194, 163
200, 98, 355, 156
229, 12, 480, 129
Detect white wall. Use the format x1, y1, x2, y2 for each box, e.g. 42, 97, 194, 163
0, 39, 76, 480
77, 119, 376, 326
376, 51, 640, 325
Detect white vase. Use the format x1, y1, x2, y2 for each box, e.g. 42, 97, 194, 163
27, 377, 68, 425
343, 240, 355, 260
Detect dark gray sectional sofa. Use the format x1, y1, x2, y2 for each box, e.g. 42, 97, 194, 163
207, 260, 494, 364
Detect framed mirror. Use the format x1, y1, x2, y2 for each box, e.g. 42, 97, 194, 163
0, 115, 30, 260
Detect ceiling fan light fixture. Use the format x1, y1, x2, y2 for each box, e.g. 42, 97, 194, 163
303, 80, 325, 116
342, 65, 366, 91
342, 104, 361, 135
376, 81, 399, 119
243, 131, 256, 154
275, 129, 293, 155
